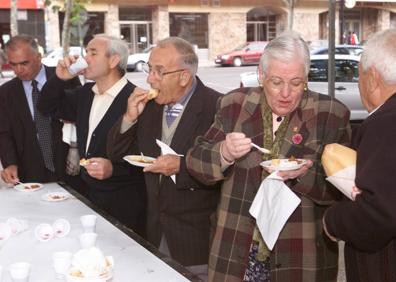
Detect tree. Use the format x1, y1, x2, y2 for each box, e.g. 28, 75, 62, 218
10, 0, 18, 36
282, 0, 296, 30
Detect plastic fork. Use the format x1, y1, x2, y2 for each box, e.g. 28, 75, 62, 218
251, 143, 271, 154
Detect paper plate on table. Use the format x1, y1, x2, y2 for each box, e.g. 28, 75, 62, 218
41, 192, 69, 202
14, 183, 44, 192
123, 155, 155, 168
260, 159, 307, 171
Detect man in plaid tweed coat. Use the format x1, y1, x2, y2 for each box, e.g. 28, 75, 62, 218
187, 32, 351, 281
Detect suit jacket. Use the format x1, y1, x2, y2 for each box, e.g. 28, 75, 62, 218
325, 93, 396, 282
0, 66, 80, 182
107, 77, 221, 266
187, 87, 351, 282
38, 76, 145, 193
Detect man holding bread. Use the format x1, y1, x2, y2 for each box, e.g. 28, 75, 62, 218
323, 29, 396, 281
186, 31, 351, 281
107, 37, 221, 279
37, 34, 147, 236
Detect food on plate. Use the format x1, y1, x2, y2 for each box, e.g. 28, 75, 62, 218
270, 158, 304, 169
50, 194, 66, 200
79, 158, 90, 166
69, 247, 113, 278
147, 88, 159, 100
128, 155, 154, 164
321, 143, 356, 176
24, 184, 40, 190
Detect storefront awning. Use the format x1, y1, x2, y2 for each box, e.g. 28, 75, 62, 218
0, 0, 44, 9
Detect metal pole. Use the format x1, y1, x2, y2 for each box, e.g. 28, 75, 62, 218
328, 0, 336, 98
340, 0, 345, 44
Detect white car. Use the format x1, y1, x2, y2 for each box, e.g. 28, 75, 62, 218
42, 46, 85, 67
127, 45, 155, 72
239, 54, 368, 121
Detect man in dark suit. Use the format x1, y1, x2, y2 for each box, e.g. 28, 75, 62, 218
0, 35, 80, 184
38, 34, 146, 236
324, 29, 396, 282
107, 37, 221, 280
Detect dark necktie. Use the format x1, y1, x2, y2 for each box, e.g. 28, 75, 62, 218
31, 80, 55, 172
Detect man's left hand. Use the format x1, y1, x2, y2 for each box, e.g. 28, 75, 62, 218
84, 157, 113, 180
143, 154, 180, 176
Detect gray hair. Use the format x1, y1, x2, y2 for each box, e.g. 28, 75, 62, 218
360, 29, 396, 85
5, 34, 39, 54
156, 37, 198, 75
94, 34, 129, 76
259, 31, 310, 77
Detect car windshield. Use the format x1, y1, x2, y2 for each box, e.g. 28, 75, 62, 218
234, 43, 248, 51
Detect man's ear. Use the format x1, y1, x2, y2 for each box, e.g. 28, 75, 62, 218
258, 67, 264, 86
179, 70, 191, 87
367, 66, 380, 93
109, 54, 121, 69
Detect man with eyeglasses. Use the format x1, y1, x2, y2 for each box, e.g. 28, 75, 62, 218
107, 37, 222, 280
186, 31, 351, 281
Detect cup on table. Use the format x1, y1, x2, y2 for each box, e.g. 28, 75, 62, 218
53, 251, 72, 279
9, 262, 30, 282
79, 232, 98, 249
0, 265, 3, 281
80, 214, 97, 233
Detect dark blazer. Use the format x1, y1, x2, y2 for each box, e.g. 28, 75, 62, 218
38, 76, 146, 234
0, 66, 80, 182
325, 93, 396, 282
107, 77, 221, 266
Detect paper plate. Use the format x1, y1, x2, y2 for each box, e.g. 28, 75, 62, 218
123, 155, 155, 168
261, 159, 307, 171
14, 183, 44, 192
41, 192, 69, 202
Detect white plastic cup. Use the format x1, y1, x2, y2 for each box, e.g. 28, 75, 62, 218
0, 265, 3, 281
79, 232, 98, 249
80, 215, 97, 233
9, 262, 30, 282
68, 57, 88, 75
53, 251, 72, 279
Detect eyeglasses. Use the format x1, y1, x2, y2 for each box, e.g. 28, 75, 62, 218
142, 63, 186, 80
265, 76, 306, 93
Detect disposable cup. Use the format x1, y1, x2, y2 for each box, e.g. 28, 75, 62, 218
80, 215, 97, 233
9, 262, 30, 282
79, 232, 98, 249
68, 57, 88, 75
53, 251, 72, 279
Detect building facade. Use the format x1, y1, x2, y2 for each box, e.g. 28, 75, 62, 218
2, 0, 396, 60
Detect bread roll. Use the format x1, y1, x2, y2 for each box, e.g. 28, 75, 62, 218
321, 143, 356, 176
147, 88, 159, 100
79, 158, 90, 166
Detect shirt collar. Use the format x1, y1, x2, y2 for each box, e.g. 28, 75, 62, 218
369, 102, 384, 116
169, 77, 197, 109
92, 76, 128, 97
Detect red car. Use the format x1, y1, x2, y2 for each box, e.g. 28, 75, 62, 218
214, 41, 267, 67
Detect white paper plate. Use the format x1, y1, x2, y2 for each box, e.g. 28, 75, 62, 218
66, 268, 113, 282
260, 159, 307, 171
14, 182, 44, 192
123, 155, 155, 168
41, 192, 69, 202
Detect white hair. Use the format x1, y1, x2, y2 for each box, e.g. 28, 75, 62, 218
94, 34, 129, 75
360, 29, 396, 85
259, 31, 310, 77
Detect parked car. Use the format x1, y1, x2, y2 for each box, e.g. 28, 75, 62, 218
214, 41, 267, 67
127, 45, 155, 72
310, 45, 364, 56
42, 46, 85, 67
239, 54, 367, 120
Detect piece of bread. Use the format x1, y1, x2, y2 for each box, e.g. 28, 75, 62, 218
321, 143, 356, 176
147, 88, 159, 100
79, 158, 90, 166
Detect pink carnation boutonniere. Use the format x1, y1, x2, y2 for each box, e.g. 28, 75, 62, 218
292, 133, 303, 145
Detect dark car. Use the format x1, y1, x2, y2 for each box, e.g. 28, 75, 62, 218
214, 41, 267, 67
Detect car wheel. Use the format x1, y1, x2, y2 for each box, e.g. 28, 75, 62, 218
135, 61, 144, 72
233, 57, 242, 67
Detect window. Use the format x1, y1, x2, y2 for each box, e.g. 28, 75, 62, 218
169, 13, 208, 48
335, 59, 359, 82
309, 60, 328, 82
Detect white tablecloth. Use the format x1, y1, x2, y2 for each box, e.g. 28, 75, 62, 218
0, 183, 190, 282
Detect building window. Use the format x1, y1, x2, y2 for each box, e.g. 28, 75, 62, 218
119, 7, 151, 21
247, 8, 276, 42
170, 13, 208, 48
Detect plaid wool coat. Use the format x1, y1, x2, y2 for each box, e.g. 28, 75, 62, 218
186, 87, 351, 282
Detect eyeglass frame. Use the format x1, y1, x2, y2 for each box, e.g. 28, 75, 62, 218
263, 73, 307, 93
142, 62, 187, 80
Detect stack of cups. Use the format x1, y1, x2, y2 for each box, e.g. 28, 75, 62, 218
79, 214, 98, 249
52, 251, 72, 279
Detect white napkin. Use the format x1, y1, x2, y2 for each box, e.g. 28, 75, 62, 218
249, 172, 301, 250
62, 123, 77, 145
326, 165, 356, 200
155, 139, 183, 184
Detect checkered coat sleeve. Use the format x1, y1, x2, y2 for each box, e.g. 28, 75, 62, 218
186, 87, 351, 282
